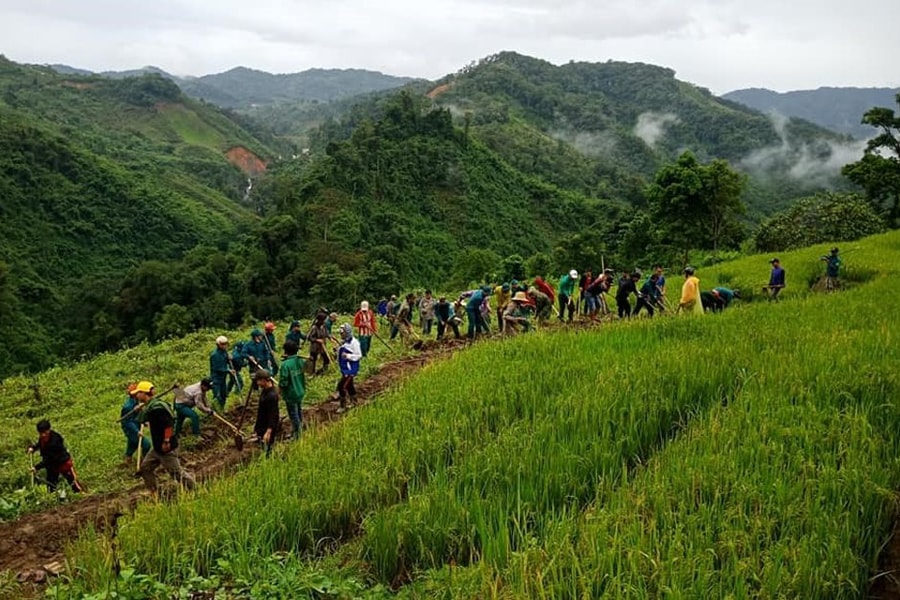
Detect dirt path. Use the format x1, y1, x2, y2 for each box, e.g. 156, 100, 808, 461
0, 340, 468, 585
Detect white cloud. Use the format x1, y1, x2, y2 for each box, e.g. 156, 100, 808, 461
634, 112, 680, 147
0, 0, 897, 93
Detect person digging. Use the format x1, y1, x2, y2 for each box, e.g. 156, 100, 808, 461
27, 419, 84, 496
173, 378, 215, 437
135, 380, 196, 494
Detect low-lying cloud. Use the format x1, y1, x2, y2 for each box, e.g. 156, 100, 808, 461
633, 111, 680, 147
740, 112, 866, 185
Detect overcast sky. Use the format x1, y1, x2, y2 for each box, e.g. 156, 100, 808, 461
1, 0, 897, 94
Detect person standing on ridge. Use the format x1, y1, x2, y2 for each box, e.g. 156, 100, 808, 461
633, 272, 662, 318
821, 247, 842, 291
307, 311, 332, 375
558, 270, 578, 323
764, 258, 786, 301
285, 320, 306, 346
209, 336, 234, 412
136, 381, 196, 493
615, 270, 640, 319
493, 283, 511, 333
252, 371, 280, 457
353, 301, 377, 357
263, 322, 279, 372
461, 286, 492, 339
335, 324, 362, 413
28, 419, 84, 495
278, 339, 306, 440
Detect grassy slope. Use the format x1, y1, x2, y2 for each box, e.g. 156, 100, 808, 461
40, 229, 900, 598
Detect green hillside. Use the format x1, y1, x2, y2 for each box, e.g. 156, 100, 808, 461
0, 57, 277, 378
30, 228, 900, 598
430, 52, 851, 213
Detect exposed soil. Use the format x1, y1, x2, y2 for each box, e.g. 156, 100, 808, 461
869, 505, 900, 599
225, 146, 267, 176
0, 339, 468, 587
425, 82, 452, 99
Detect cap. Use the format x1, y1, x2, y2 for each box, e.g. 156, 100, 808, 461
683, 266, 695, 275
569, 269, 578, 279
831, 247, 839, 254
250, 328, 263, 337
135, 380, 155, 393
769, 258, 779, 264
360, 300, 369, 310
290, 320, 300, 328
252, 370, 272, 382
216, 335, 228, 345
264, 321, 276, 332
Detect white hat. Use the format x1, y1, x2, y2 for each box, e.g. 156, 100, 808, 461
216, 335, 228, 345
569, 269, 578, 279
361, 300, 369, 310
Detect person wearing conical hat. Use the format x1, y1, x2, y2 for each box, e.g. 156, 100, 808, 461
503, 291, 532, 335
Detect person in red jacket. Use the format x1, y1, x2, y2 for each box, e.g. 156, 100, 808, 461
353, 300, 377, 357
28, 419, 84, 494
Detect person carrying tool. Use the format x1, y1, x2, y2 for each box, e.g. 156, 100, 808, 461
173, 378, 214, 437
307, 311, 332, 375
209, 336, 235, 412
263, 322, 279, 372
243, 328, 274, 378
353, 301, 377, 356
821, 247, 842, 291
615, 270, 640, 319
527, 286, 553, 325
558, 270, 578, 323
278, 340, 306, 439
633, 272, 662, 317
285, 320, 307, 346
396, 293, 417, 343
678, 267, 703, 315
135, 380, 196, 493
461, 286, 492, 339
764, 258, 786, 301
227, 340, 246, 398
252, 371, 280, 457
28, 419, 84, 494
435, 296, 461, 340
120, 383, 150, 466
335, 324, 363, 413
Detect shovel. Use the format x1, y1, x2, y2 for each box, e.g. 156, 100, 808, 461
211, 411, 245, 451
29, 451, 35, 489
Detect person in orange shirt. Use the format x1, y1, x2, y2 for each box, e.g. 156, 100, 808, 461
678, 266, 703, 315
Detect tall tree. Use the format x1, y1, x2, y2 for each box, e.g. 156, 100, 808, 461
647, 151, 746, 265
842, 93, 900, 225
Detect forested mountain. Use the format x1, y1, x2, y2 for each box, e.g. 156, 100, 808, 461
49, 63, 416, 108
0, 56, 275, 377
722, 86, 900, 139
427, 52, 851, 215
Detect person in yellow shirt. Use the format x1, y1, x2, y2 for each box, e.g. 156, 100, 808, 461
493, 283, 512, 333
678, 266, 703, 315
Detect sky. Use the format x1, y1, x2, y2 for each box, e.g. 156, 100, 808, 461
1, 0, 897, 95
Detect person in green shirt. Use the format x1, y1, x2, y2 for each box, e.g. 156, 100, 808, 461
279, 339, 307, 440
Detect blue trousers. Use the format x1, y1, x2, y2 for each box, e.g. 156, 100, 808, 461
285, 401, 302, 440
174, 404, 201, 436
123, 427, 151, 458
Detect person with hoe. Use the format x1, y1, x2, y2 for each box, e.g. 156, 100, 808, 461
285, 320, 306, 346
28, 419, 84, 495
335, 323, 363, 413
244, 328, 274, 377
209, 335, 235, 412
558, 269, 578, 323
502, 291, 532, 335
353, 301, 377, 357
120, 383, 150, 466
764, 258, 786, 301
252, 370, 280, 457
135, 381, 196, 494
435, 295, 461, 340
307, 311, 332, 375
263, 322, 279, 372
633, 272, 662, 318
821, 247, 842, 291
278, 339, 307, 440
173, 378, 215, 437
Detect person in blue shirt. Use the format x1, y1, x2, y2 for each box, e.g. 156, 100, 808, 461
461, 286, 492, 339
821, 247, 842, 291
120, 383, 150, 465
764, 258, 786, 301
633, 273, 662, 317
243, 329, 273, 378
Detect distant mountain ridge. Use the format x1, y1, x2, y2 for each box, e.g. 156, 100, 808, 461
722, 86, 900, 139
48, 63, 416, 107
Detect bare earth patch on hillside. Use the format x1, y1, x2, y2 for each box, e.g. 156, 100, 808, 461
225, 146, 267, 175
